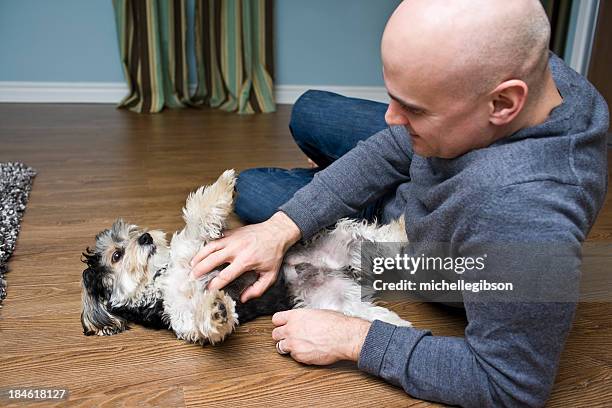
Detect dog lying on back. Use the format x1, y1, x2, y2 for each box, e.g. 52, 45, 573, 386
80, 170, 410, 344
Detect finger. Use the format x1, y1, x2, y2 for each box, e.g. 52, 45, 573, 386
222, 228, 236, 237
190, 239, 226, 267
208, 260, 246, 290
278, 338, 292, 354
190, 249, 231, 279
272, 310, 293, 326
271, 326, 287, 341
240, 273, 275, 303
281, 339, 295, 354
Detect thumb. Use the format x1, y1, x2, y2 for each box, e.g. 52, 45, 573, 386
208, 260, 245, 290
240, 273, 275, 303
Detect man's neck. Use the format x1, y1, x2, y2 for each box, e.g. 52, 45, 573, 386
510, 68, 563, 135
527, 69, 563, 127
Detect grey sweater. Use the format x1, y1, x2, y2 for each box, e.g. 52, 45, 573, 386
279, 54, 609, 407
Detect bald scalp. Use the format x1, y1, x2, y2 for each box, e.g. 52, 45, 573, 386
383, 0, 551, 99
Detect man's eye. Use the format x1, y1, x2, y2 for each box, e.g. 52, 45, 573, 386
406, 107, 424, 116
112, 250, 123, 263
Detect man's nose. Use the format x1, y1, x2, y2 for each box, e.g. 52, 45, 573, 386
138, 232, 153, 246
385, 101, 409, 126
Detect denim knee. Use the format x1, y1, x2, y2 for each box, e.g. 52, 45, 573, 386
235, 168, 271, 224
289, 90, 339, 148
235, 167, 317, 224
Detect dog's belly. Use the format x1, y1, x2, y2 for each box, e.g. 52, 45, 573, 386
157, 267, 202, 335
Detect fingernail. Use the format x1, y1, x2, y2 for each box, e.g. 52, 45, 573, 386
189, 260, 194, 267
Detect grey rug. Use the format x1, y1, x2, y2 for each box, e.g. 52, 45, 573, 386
0, 162, 36, 306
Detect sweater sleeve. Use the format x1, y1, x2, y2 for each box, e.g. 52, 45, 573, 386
358, 182, 589, 407
279, 126, 412, 240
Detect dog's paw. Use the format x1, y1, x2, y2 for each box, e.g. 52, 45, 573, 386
96, 325, 127, 336
368, 306, 412, 327
194, 290, 238, 345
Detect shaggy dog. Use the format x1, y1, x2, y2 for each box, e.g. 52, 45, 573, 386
80, 170, 410, 345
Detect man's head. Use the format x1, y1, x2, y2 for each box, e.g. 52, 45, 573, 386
382, 0, 552, 158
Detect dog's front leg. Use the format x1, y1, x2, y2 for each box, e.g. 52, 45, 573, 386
192, 289, 238, 345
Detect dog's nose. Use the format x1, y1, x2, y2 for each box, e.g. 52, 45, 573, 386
138, 233, 153, 246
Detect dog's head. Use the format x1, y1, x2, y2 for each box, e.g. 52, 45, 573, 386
80, 219, 168, 336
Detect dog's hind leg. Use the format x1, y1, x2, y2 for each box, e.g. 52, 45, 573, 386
326, 279, 412, 327
182, 169, 236, 242
288, 263, 411, 327
342, 296, 412, 327
168, 170, 236, 276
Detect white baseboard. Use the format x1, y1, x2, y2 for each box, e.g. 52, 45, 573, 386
275, 85, 389, 104
0, 82, 128, 103
0, 81, 389, 105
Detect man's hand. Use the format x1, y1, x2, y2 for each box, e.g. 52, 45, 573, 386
271, 309, 372, 365
190, 211, 301, 302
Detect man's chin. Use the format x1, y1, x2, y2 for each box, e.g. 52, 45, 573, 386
410, 137, 435, 157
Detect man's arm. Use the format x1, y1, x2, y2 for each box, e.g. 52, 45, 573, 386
280, 125, 413, 240
359, 182, 588, 407
191, 125, 412, 299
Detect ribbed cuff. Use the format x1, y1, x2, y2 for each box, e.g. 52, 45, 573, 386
278, 198, 322, 241
358, 320, 397, 376
358, 320, 431, 386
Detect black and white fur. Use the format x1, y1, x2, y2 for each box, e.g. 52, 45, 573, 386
81, 170, 410, 345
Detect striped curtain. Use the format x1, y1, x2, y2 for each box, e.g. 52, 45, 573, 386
193, 0, 275, 113
112, 0, 275, 114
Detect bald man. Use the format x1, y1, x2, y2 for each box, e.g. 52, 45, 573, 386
190, 0, 609, 406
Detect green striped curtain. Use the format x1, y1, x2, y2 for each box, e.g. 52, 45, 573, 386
112, 0, 275, 114
193, 0, 275, 113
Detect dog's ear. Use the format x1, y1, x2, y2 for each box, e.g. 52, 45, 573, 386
182, 169, 236, 241
80, 249, 128, 336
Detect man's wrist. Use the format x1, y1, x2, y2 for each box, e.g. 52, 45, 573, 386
345, 317, 372, 362
269, 211, 302, 248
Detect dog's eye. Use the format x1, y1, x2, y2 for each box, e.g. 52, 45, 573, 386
112, 250, 123, 263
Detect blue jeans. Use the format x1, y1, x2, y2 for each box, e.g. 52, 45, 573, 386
235, 90, 390, 224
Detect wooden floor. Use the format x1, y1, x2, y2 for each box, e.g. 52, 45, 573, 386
0, 104, 610, 407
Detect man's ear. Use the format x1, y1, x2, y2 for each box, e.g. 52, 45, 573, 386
488, 79, 528, 126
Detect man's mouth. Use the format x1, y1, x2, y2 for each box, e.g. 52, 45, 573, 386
405, 126, 419, 138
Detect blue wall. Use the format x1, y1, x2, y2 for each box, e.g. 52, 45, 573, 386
0, 0, 400, 86
275, 0, 400, 86
0, 0, 124, 82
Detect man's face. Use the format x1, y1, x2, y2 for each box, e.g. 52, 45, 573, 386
383, 65, 493, 159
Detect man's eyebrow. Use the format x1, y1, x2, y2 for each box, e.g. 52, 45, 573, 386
387, 92, 427, 112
